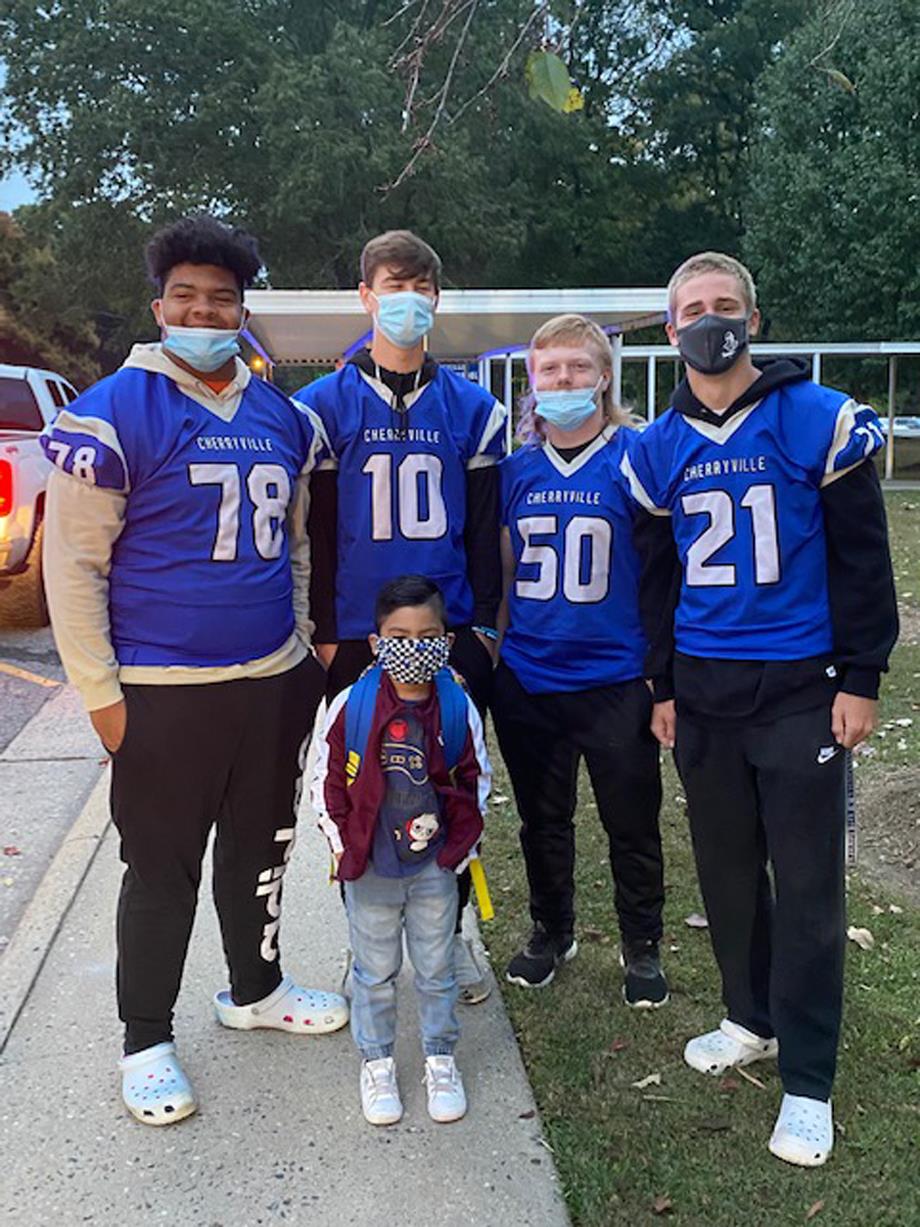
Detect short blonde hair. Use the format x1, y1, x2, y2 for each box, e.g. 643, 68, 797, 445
667, 252, 757, 321
521, 314, 631, 441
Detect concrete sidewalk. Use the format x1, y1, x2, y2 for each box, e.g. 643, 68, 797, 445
0, 767, 570, 1226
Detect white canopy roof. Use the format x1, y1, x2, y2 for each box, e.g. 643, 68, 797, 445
243, 287, 668, 365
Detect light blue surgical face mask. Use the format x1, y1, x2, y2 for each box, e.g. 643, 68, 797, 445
374, 291, 436, 349
161, 325, 241, 373
533, 379, 604, 431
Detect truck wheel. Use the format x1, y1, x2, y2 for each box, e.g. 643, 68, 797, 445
15, 519, 50, 628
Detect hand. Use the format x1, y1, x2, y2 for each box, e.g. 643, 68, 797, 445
315, 643, 338, 670
90, 699, 127, 754
651, 700, 676, 750
473, 631, 498, 664
831, 692, 877, 749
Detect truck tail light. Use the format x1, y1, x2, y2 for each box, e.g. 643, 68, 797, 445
0, 460, 12, 517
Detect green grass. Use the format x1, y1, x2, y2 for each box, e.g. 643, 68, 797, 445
482, 492, 920, 1227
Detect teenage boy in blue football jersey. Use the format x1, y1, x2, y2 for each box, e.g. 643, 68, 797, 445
42, 215, 347, 1126
492, 314, 667, 1007
624, 252, 898, 1167
294, 230, 507, 1002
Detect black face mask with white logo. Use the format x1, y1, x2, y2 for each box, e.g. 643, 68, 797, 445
676, 314, 749, 375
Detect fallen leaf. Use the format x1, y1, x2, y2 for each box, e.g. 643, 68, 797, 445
847, 926, 875, 951
805, 1200, 825, 1221
719, 1076, 741, 1093
609, 1037, 629, 1053
2, 846, 21, 857
643, 1094, 677, 1102
684, 912, 709, 929
492, 793, 510, 804
518, 1108, 535, 1119
889, 904, 903, 915
632, 1072, 662, 1089
695, 1117, 731, 1132
582, 927, 605, 942
652, 1195, 674, 1216
2, 877, 13, 888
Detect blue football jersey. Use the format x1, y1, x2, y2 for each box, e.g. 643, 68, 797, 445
294, 363, 506, 637
42, 367, 325, 667
622, 381, 885, 660
500, 426, 648, 694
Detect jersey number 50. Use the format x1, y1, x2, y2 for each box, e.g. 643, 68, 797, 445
515, 514, 612, 603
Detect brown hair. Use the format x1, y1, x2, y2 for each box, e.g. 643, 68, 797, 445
667, 251, 757, 320
520, 314, 631, 442
360, 230, 442, 292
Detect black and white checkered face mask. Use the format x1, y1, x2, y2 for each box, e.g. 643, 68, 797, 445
374, 635, 451, 684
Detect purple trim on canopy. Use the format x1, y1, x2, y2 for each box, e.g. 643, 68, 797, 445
242, 328, 273, 364
343, 329, 373, 358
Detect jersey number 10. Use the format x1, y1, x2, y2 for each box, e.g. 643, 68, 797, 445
362, 453, 447, 541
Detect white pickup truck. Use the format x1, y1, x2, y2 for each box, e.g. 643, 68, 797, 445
0, 363, 80, 625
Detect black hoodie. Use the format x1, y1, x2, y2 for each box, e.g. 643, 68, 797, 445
635, 360, 899, 723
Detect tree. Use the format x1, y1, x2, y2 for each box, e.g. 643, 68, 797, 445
0, 212, 101, 384
744, 0, 920, 340
629, 0, 813, 259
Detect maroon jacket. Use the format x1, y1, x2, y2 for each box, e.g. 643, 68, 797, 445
313, 671, 490, 881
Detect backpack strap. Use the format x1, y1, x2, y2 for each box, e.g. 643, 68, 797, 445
343, 664, 384, 786
434, 666, 469, 771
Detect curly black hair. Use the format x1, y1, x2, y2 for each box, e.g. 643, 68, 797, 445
145, 214, 262, 295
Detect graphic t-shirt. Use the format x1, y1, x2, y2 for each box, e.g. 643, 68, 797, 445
372, 703, 445, 877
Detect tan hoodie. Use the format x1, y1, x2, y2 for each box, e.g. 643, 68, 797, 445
43, 343, 318, 712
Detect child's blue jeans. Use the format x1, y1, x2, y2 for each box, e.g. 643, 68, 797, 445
344, 858, 460, 1060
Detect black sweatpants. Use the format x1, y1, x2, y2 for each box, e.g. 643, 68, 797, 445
112, 656, 325, 1054
325, 626, 494, 922
491, 661, 664, 943
674, 704, 846, 1100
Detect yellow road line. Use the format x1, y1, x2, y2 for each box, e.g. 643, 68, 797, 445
0, 662, 62, 689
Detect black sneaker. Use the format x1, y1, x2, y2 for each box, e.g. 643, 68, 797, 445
620, 939, 669, 1008
506, 924, 577, 988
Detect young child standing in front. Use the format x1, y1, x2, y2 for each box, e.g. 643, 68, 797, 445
312, 575, 491, 1126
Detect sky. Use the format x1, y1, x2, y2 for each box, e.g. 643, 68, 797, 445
0, 61, 38, 213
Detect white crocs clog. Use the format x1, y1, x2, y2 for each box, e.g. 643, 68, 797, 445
120, 1042, 196, 1126
684, 1018, 779, 1076
214, 974, 348, 1035
769, 1094, 834, 1167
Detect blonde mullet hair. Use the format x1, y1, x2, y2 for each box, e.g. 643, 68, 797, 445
667, 252, 757, 321
522, 314, 631, 443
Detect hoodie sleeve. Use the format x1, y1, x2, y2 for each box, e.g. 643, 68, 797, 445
310, 687, 351, 856
821, 459, 899, 697
632, 507, 681, 702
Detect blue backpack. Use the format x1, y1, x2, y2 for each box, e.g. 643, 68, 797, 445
344, 664, 468, 786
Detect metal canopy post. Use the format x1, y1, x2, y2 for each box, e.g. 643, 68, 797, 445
646, 355, 657, 422
886, 355, 897, 480
611, 334, 624, 406
812, 352, 822, 383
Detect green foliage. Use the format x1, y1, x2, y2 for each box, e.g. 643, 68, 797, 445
745, 0, 920, 340
0, 212, 101, 384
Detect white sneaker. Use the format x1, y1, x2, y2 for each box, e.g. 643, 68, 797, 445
769, 1094, 833, 1167
360, 1057, 403, 1126
453, 934, 491, 1005
423, 1054, 467, 1123
684, 1018, 779, 1076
